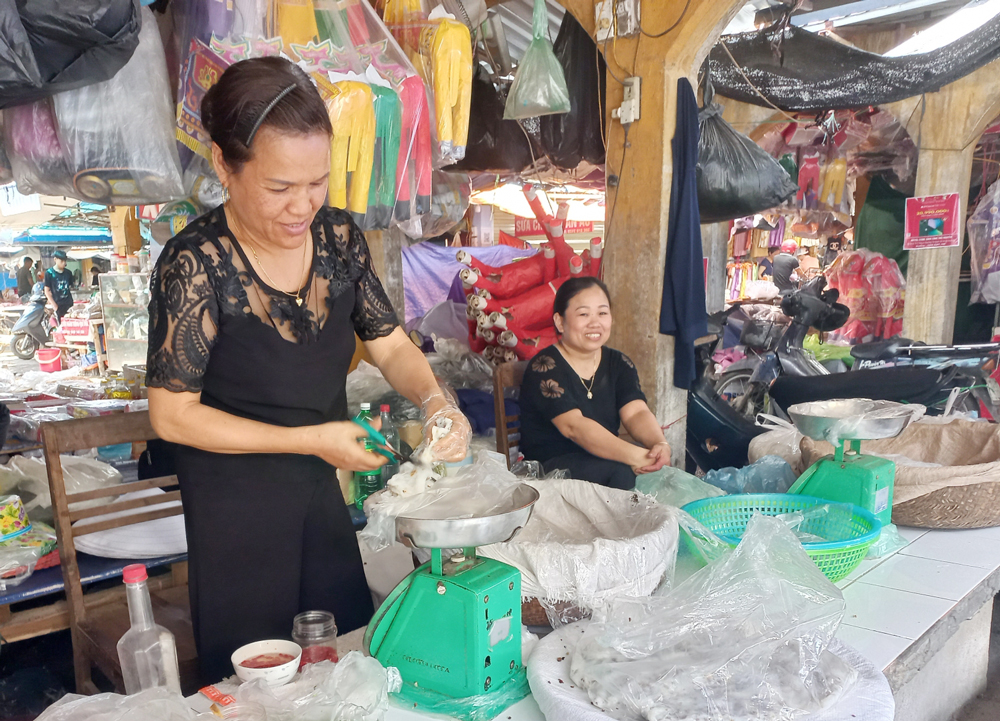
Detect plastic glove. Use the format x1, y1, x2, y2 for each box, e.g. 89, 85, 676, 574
421, 387, 472, 462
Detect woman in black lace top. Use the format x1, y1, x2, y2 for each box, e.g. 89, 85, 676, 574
146, 57, 471, 682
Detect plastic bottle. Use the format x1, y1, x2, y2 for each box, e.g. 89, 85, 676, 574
116, 564, 181, 695
354, 403, 381, 508
379, 404, 400, 486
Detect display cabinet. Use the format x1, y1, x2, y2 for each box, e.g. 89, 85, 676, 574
99, 273, 149, 372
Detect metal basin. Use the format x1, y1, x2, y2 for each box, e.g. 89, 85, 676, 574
788, 399, 924, 442
394, 483, 540, 549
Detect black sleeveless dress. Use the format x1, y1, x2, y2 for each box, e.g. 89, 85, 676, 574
147, 205, 398, 682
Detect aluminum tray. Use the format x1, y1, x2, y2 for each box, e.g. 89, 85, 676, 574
788, 399, 923, 442
393, 483, 539, 549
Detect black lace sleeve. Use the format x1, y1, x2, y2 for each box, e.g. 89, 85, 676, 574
346, 220, 399, 341
146, 239, 220, 393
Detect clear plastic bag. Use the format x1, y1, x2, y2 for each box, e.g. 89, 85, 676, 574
968, 178, 1000, 304
8, 411, 72, 443
392, 669, 530, 721
49, 7, 184, 205
232, 653, 401, 721
570, 514, 856, 721
479, 479, 678, 620
503, 0, 570, 120
703, 454, 798, 495
359, 451, 519, 552
3, 98, 76, 196
34, 687, 198, 721
788, 399, 926, 448
635, 466, 724, 508
0, 545, 41, 590
748, 413, 805, 475
1, 454, 122, 522
417, 9, 472, 163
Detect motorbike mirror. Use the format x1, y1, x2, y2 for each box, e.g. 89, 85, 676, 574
820, 287, 840, 304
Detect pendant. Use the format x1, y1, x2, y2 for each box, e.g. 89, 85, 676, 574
587, 391, 593, 399
296, 297, 303, 306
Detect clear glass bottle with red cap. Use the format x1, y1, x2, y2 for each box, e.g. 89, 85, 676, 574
116, 563, 181, 695
292, 610, 339, 667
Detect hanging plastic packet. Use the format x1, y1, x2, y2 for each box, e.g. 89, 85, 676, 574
503, 0, 570, 120
48, 7, 184, 205
320, 71, 377, 227
2, 99, 76, 197
419, 7, 472, 163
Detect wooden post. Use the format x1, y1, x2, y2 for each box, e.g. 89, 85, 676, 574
884, 60, 1000, 344
108, 206, 143, 256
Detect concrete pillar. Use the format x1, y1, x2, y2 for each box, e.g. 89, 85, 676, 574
702, 222, 730, 313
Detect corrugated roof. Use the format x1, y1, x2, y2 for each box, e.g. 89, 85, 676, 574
494, 0, 566, 61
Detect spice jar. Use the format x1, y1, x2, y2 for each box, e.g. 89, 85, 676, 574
292, 610, 338, 667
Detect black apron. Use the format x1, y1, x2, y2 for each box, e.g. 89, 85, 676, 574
174, 280, 373, 684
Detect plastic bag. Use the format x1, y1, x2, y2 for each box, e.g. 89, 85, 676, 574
359, 451, 519, 552
479, 479, 679, 617
0, 0, 141, 110
426, 338, 495, 391
635, 466, 724, 508
569, 514, 856, 721
8, 411, 72, 443
748, 414, 805, 475
47, 7, 184, 205
867, 522, 908, 559
538, 12, 606, 169
697, 81, 798, 223
503, 0, 570, 120
3, 98, 76, 197
34, 687, 198, 721
0, 454, 122, 522
394, 168, 471, 240
231, 653, 400, 721
968, 178, 1000, 304
393, 670, 530, 721
704, 454, 798, 495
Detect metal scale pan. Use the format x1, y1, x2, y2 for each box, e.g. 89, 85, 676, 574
788, 399, 925, 443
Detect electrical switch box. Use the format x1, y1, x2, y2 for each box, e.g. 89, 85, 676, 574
595, 0, 640, 42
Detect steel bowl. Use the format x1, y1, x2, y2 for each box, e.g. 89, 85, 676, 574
394, 483, 539, 549
788, 399, 924, 442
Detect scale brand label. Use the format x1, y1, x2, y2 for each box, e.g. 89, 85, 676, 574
875, 487, 890, 515
403, 656, 450, 673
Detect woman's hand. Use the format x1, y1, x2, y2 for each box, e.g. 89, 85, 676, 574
633, 441, 671, 475
422, 393, 472, 463
302, 421, 387, 472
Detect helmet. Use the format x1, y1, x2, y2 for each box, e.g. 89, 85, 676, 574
780, 240, 798, 254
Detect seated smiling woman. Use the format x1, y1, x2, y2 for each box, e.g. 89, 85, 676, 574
519, 277, 671, 489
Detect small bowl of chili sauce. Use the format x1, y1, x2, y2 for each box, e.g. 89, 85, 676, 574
231, 639, 302, 687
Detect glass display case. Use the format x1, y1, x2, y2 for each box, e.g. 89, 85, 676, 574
99, 273, 149, 372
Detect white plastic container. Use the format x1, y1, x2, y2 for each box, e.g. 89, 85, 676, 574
116, 564, 181, 695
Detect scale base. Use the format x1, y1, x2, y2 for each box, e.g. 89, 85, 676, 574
367, 552, 523, 699
789, 447, 895, 527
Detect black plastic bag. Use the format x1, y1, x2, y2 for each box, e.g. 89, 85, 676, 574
697, 82, 797, 223
449, 67, 534, 173
539, 12, 606, 169
0, 0, 140, 109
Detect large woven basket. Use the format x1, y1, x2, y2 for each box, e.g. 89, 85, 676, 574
893, 483, 1000, 529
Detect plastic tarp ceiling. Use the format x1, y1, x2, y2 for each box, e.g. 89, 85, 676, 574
709, 13, 1000, 111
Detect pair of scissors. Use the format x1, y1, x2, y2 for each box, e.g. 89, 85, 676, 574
352, 417, 412, 464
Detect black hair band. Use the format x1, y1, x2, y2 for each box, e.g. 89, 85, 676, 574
243, 83, 297, 148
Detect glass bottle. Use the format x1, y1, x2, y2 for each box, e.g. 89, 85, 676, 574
379, 404, 400, 486
292, 610, 339, 667
354, 403, 381, 508
116, 564, 181, 695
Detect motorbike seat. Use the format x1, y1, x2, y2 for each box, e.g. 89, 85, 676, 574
770, 367, 951, 411
850, 338, 915, 361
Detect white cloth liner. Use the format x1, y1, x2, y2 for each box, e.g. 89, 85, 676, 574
73, 488, 186, 559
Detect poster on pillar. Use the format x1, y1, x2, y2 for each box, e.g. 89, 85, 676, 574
903, 193, 961, 250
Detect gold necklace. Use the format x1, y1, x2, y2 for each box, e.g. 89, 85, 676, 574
559, 342, 600, 399
247, 238, 310, 307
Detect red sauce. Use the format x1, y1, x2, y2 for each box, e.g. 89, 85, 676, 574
240, 652, 295, 669
300, 646, 338, 667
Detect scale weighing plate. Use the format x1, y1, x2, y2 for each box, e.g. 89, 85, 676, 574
788, 399, 923, 443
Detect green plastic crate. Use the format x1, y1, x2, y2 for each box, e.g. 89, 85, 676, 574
681, 493, 882, 582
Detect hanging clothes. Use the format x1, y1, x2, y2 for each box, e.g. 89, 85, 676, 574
797, 151, 821, 204
659, 78, 708, 390
768, 216, 786, 247
324, 80, 376, 224
819, 158, 847, 208
367, 84, 402, 230
420, 18, 472, 160
395, 74, 433, 219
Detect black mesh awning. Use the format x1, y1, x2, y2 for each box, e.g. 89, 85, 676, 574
709, 17, 1000, 112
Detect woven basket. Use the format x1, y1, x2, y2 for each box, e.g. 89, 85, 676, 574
893, 483, 1000, 529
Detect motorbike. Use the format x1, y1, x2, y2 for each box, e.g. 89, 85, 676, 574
10, 283, 55, 360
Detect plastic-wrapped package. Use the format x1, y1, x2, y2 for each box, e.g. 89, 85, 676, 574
635, 467, 724, 508
34, 687, 198, 721
503, 0, 570, 120
231, 653, 401, 721
49, 7, 184, 205
968, 178, 1000, 304
568, 514, 857, 721
748, 414, 805, 475
0, 454, 122, 523
8, 411, 73, 443
359, 452, 520, 552
418, 11, 472, 163
3, 98, 76, 196
697, 82, 798, 223
704, 454, 798, 495
0, 545, 41, 590
479, 479, 679, 618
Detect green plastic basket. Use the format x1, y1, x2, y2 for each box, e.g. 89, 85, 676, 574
681, 494, 882, 582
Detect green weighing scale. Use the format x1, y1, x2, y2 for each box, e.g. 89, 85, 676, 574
364, 484, 539, 701
786, 399, 925, 526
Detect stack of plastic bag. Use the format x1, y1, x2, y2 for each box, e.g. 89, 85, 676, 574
4, 8, 184, 204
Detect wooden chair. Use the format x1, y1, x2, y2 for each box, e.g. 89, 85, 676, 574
493, 361, 527, 467
41, 412, 198, 694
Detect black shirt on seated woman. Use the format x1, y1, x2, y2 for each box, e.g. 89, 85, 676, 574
518, 277, 672, 489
